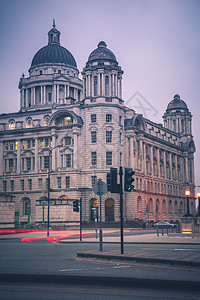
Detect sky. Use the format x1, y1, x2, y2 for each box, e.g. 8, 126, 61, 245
0, 0, 199, 192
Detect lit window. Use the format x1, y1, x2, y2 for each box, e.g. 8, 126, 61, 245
26, 118, 32, 128
64, 116, 72, 125
44, 116, 50, 126
9, 120, 15, 130
40, 139, 44, 148
15, 141, 18, 150
23, 141, 26, 149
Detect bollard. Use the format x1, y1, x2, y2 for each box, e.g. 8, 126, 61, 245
157, 228, 159, 236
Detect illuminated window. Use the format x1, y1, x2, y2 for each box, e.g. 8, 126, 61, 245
5, 142, 9, 151
9, 120, 15, 130
44, 116, 50, 126
26, 118, 32, 128
22, 141, 26, 149
40, 139, 44, 148
15, 141, 18, 150
64, 116, 72, 125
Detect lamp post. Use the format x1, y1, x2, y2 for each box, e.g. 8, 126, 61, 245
47, 144, 62, 237
197, 192, 200, 216
185, 189, 191, 216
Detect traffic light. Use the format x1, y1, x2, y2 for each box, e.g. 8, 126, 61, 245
107, 168, 118, 193
124, 167, 135, 192
73, 199, 79, 212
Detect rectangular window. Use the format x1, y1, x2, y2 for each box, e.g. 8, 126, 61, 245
22, 140, 26, 149
106, 131, 112, 143
91, 114, 96, 123
44, 156, 49, 169
15, 141, 18, 150
140, 179, 142, 190
22, 158, 24, 171
3, 181, 7, 192
48, 93, 52, 102
10, 142, 14, 151
91, 176, 97, 187
38, 178, 42, 190
10, 180, 14, 191
32, 139, 35, 149
40, 157, 42, 169
28, 179, 32, 191
65, 176, 70, 188
40, 139, 44, 148
20, 179, 24, 191
45, 137, 49, 147
91, 152, 97, 166
65, 154, 71, 167
106, 114, 112, 122
27, 140, 31, 149
26, 157, 31, 170
9, 159, 14, 172
91, 131, 97, 143
64, 137, 71, 145
106, 151, 112, 165
57, 177, 61, 188
5, 142, 9, 151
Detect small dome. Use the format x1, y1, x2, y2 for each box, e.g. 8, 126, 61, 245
87, 41, 117, 63
31, 21, 77, 68
167, 94, 188, 110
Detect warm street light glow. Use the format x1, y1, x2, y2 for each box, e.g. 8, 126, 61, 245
185, 190, 191, 197
197, 192, 200, 199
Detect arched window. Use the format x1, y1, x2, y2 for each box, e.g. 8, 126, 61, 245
180, 201, 183, 215
9, 120, 15, 130
149, 198, 153, 212
22, 198, 31, 216
64, 116, 72, 126
156, 199, 160, 213
181, 119, 184, 133
174, 201, 178, 214
44, 116, 50, 126
168, 200, 172, 214
137, 196, 142, 212
26, 118, 32, 128
105, 75, 109, 96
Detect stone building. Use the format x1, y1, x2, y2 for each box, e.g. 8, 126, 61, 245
0, 22, 196, 227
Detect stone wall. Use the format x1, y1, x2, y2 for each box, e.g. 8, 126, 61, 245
0, 201, 15, 228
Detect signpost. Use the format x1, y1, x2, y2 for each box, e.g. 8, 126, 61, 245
93, 179, 107, 251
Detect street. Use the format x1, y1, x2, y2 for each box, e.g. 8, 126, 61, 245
0, 230, 200, 299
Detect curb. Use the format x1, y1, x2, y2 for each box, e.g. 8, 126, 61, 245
0, 273, 200, 292
77, 251, 200, 268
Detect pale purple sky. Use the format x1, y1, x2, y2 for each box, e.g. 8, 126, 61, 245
0, 0, 199, 190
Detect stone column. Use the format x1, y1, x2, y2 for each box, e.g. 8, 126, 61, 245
109, 75, 112, 97
64, 85, 67, 100
185, 156, 188, 183
17, 140, 21, 174
130, 136, 134, 169
143, 142, 146, 174
57, 85, 59, 103
73, 131, 78, 169
0, 142, 4, 174
102, 73, 105, 96
169, 153, 172, 179
53, 84, 56, 103
41, 86, 43, 104
150, 146, 153, 175
157, 148, 160, 178
44, 86, 46, 104
119, 78, 122, 99
163, 151, 166, 178
33, 87, 36, 106
52, 134, 56, 171
35, 138, 39, 173
98, 73, 101, 96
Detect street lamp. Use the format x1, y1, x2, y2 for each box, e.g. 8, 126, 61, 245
197, 192, 200, 216
185, 189, 191, 216
47, 144, 62, 237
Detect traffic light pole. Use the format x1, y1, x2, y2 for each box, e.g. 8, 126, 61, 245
80, 198, 82, 241
119, 166, 124, 254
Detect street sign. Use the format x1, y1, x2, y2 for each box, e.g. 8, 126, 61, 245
93, 180, 107, 196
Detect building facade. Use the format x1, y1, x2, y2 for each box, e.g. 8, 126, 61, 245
0, 22, 196, 227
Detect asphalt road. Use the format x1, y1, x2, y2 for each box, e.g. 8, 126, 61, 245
0, 239, 200, 299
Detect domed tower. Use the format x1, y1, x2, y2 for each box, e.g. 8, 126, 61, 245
163, 94, 192, 137
82, 41, 123, 104
19, 20, 83, 110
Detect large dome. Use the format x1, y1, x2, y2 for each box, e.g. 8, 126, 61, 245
88, 41, 117, 63
31, 44, 77, 68
167, 94, 188, 111
31, 21, 77, 68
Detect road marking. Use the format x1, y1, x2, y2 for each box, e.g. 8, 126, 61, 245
173, 249, 194, 251
113, 265, 131, 269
